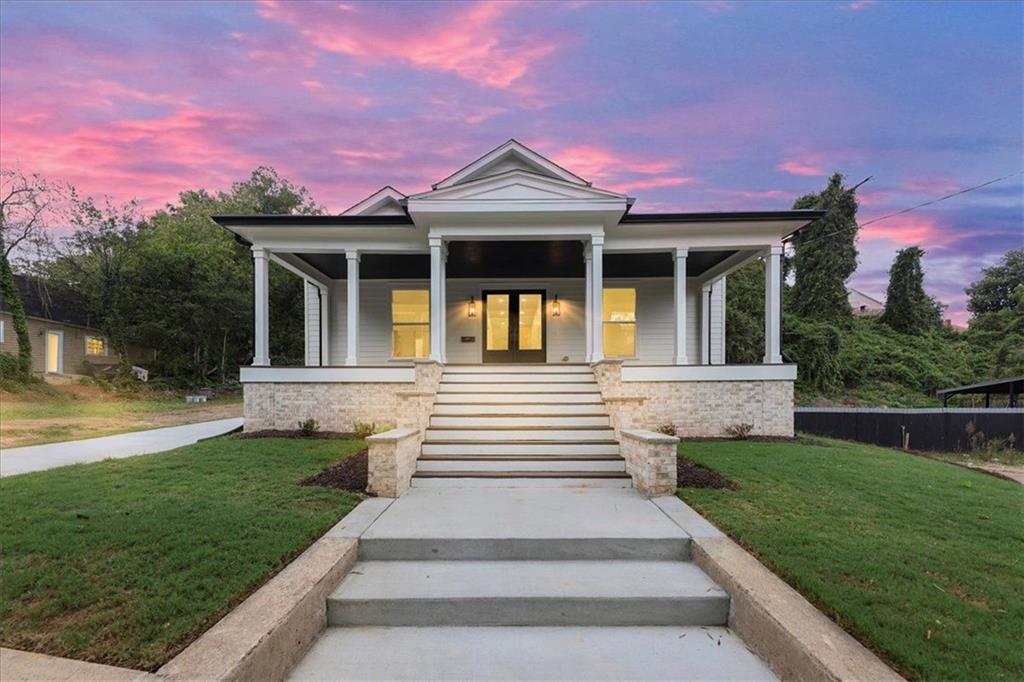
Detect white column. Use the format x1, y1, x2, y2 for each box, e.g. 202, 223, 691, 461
700, 281, 712, 365
429, 237, 443, 362
252, 247, 270, 366
440, 242, 448, 363
764, 245, 783, 364
673, 247, 689, 365
319, 285, 330, 366
345, 249, 360, 366
590, 236, 604, 362
584, 243, 593, 363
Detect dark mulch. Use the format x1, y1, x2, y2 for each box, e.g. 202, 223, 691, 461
677, 455, 739, 490
301, 449, 369, 493
238, 429, 355, 439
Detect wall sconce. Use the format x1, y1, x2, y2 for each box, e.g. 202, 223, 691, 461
551, 295, 561, 317
468, 296, 477, 318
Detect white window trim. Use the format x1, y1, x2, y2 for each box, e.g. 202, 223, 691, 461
46, 329, 64, 374
390, 288, 431, 360
84, 335, 109, 356
0, 319, 4, 343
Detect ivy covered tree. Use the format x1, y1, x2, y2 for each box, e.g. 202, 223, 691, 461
966, 248, 1024, 315
790, 173, 859, 323
880, 246, 942, 334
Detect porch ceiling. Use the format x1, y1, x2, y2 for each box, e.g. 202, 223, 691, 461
296, 242, 738, 279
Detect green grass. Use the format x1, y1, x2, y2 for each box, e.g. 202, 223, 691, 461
679, 437, 1023, 681
0, 437, 364, 671
0, 395, 242, 421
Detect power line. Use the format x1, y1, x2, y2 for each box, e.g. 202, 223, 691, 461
786, 169, 1024, 246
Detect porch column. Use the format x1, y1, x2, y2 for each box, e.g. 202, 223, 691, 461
252, 247, 270, 366
345, 249, 360, 366
440, 242, 448, 363
429, 237, 443, 362
584, 244, 593, 362
700, 281, 712, 365
673, 247, 689, 365
590, 236, 604, 362
764, 245, 783, 364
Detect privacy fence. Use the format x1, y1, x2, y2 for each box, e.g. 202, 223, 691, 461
794, 407, 1023, 452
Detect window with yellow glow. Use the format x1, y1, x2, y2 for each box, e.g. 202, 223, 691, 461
603, 288, 636, 357
391, 290, 430, 358
85, 336, 107, 356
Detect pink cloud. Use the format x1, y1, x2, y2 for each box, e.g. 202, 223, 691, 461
902, 176, 961, 195
699, 1, 737, 13
845, 0, 878, 10
614, 176, 695, 192
255, 1, 556, 88
777, 158, 826, 176
860, 214, 955, 247
547, 144, 690, 195
333, 148, 401, 162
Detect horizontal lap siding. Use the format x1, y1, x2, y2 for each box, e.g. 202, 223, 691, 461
304, 281, 320, 366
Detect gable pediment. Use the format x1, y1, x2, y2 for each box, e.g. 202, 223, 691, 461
342, 186, 407, 216
411, 170, 625, 204
433, 139, 590, 189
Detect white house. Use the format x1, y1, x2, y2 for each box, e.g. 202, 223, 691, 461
848, 288, 884, 316
214, 141, 821, 492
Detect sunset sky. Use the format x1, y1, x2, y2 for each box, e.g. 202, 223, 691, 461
1, 0, 1021, 323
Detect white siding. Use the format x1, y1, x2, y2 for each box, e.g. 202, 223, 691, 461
710, 277, 726, 364
303, 281, 321, 366
320, 276, 711, 365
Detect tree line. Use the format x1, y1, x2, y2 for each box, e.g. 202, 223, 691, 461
1, 166, 1021, 402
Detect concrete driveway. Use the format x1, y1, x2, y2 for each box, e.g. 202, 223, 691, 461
0, 417, 243, 477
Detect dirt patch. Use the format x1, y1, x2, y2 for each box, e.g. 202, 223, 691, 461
301, 449, 369, 493
677, 456, 739, 490
238, 429, 355, 440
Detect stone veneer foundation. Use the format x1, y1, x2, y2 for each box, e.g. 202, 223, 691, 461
593, 361, 794, 438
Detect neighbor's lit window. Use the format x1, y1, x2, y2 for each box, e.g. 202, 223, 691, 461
392, 290, 430, 358
603, 288, 636, 357
85, 335, 107, 356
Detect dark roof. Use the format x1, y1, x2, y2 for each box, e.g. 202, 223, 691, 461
211, 214, 415, 227
0, 275, 92, 327
936, 377, 1024, 397
620, 210, 825, 224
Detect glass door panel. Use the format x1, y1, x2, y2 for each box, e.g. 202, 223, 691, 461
485, 293, 510, 351
482, 290, 546, 363
518, 294, 543, 351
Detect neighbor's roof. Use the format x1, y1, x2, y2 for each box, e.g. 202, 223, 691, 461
0, 275, 92, 327
936, 376, 1024, 397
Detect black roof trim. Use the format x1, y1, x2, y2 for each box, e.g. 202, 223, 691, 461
211, 214, 415, 227
620, 210, 825, 224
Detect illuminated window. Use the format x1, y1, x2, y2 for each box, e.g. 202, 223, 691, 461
603, 288, 636, 357
392, 290, 430, 358
85, 335, 107, 356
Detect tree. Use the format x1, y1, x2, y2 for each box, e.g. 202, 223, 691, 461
724, 260, 764, 364
0, 170, 59, 378
879, 246, 942, 335
790, 173, 859, 323
966, 249, 1024, 315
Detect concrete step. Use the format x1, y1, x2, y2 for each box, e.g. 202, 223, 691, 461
438, 382, 599, 394
430, 414, 610, 427
417, 457, 625, 472
421, 442, 620, 456
443, 364, 591, 374
327, 560, 728, 627
358, 488, 690, 561
434, 392, 602, 404
407, 473, 630, 483
443, 372, 594, 383
289, 626, 776, 681
424, 427, 616, 442
432, 402, 608, 415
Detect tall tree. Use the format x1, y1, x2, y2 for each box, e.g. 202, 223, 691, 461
0, 170, 58, 377
790, 173, 859, 323
966, 248, 1024, 315
724, 260, 765, 364
879, 246, 942, 334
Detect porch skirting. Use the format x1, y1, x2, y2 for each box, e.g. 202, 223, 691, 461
594, 361, 795, 438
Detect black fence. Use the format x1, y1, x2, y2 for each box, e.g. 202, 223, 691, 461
795, 408, 1023, 452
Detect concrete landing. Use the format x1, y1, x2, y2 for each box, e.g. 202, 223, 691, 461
289, 626, 776, 681
359, 487, 690, 560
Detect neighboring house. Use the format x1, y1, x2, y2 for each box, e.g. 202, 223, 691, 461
215, 140, 823, 445
0, 275, 152, 378
848, 288, 884, 316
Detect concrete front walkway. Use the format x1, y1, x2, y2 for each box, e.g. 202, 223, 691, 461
290, 487, 776, 681
0, 417, 243, 477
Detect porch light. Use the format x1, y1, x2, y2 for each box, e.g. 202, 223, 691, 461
468, 296, 477, 318
552, 295, 561, 317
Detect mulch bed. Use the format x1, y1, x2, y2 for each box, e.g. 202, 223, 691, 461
301, 449, 369, 493
238, 429, 355, 439
677, 456, 740, 490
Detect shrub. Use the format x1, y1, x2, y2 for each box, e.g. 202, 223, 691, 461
725, 423, 754, 440
0, 352, 21, 380
657, 423, 678, 436
353, 421, 389, 439
297, 418, 320, 437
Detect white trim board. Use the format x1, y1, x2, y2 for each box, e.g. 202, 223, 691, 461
620, 364, 797, 382
240, 366, 415, 383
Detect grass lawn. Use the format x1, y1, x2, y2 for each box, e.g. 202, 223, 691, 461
679, 436, 1023, 682
0, 437, 364, 670
0, 384, 243, 448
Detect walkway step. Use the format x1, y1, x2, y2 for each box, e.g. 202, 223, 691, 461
422, 442, 620, 456
432, 402, 608, 415
434, 392, 602, 404
430, 414, 611, 427
444, 364, 591, 373
443, 372, 595, 383
438, 382, 599, 393
327, 561, 728, 627
425, 427, 615, 441
412, 475, 632, 488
